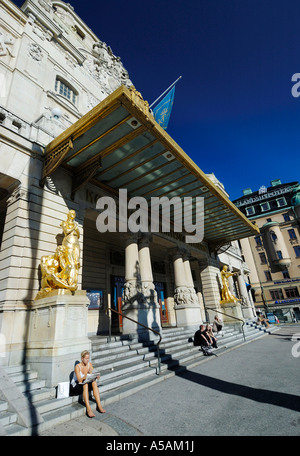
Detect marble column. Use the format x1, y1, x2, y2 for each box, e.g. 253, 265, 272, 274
173, 249, 202, 328
122, 233, 140, 335
237, 272, 255, 319
199, 256, 222, 322
122, 233, 161, 341
138, 233, 161, 338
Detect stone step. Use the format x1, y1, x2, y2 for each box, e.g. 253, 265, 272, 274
93, 358, 151, 381
0, 401, 8, 413
36, 396, 75, 415
23, 387, 56, 404
0, 411, 18, 427
9, 370, 39, 384
15, 378, 47, 394
3, 324, 278, 436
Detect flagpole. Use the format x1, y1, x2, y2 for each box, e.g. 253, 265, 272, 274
149, 76, 182, 109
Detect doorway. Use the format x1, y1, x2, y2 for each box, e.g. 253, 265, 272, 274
111, 275, 124, 333
154, 281, 169, 325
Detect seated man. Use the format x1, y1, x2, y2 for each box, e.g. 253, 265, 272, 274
193, 325, 210, 347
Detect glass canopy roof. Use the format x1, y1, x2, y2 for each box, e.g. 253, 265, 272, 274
42, 85, 259, 247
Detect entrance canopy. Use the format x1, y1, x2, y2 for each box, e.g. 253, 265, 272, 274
42, 85, 259, 247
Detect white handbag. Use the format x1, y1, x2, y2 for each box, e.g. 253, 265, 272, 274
57, 381, 70, 399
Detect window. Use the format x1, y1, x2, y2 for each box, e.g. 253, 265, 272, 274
276, 197, 287, 207
266, 218, 272, 223
246, 206, 255, 216
276, 250, 283, 260
255, 236, 263, 246
294, 246, 300, 258
283, 213, 290, 222
270, 231, 277, 242
270, 289, 284, 300
285, 287, 300, 298
264, 270, 272, 281
259, 252, 267, 264
288, 229, 297, 239
260, 202, 270, 212
55, 77, 77, 104
282, 269, 290, 279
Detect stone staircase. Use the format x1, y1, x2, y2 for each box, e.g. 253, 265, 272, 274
1, 322, 279, 436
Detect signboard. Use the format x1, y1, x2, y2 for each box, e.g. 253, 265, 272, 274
266, 312, 276, 323
86, 290, 103, 310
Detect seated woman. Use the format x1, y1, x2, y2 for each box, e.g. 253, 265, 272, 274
205, 324, 218, 348
70, 350, 106, 418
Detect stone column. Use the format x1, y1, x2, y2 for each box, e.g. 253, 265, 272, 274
173, 249, 202, 328
0, 186, 31, 367
138, 233, 161, 339
199, 256, 222, 322
237, 272, 256, 319
183, 254, 200, 306
122, 233, 140, 335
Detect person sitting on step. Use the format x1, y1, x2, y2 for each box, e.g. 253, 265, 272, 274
205, 324, 218, 348
70, 350, 106, 418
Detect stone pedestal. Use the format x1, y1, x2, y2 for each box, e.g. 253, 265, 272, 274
221, 301, 244, 328
26, 290, 91, 387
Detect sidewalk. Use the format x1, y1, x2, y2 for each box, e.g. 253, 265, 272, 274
40, 325, 300, 437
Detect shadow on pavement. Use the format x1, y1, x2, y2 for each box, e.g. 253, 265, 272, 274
176, 369, 300, 413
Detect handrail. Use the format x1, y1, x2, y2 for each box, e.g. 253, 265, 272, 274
105, 307, 162, 374
206, 307, 246, 342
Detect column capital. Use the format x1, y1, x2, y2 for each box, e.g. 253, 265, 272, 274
139, 232, 152, 247
124, 232, 140, 246
170, 247, 189, 260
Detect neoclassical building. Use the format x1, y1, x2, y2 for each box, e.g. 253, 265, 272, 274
233, 179, 300, 322
0, 0, 258, 381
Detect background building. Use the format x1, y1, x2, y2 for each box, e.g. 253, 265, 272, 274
233, 179, 300, 322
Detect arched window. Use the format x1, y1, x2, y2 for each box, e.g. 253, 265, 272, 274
55, 77, 78, 104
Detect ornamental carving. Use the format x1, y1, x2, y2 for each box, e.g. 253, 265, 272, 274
28, 43, 43, 61
0, 31, 15, 57
38, 0, 52, 13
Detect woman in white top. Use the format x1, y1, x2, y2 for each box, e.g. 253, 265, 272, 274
71, 350, 106, 417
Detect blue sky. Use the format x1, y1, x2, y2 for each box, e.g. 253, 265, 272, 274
15, 0, 300, 200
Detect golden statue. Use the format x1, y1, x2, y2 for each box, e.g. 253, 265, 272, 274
220, 265, 240, 304
35, 210, 80, 300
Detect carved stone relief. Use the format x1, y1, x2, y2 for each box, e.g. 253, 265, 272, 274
38, 0, 52, 13
28, 42, 43, 61
0, 30, 15, 57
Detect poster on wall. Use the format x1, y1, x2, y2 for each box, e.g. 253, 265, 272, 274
86, 290, 103, 310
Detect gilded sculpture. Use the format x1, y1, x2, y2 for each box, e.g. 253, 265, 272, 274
220, 265, 240, 304
35, 210, 80, 300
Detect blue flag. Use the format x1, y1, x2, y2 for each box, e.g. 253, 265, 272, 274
153, 86, 175, 129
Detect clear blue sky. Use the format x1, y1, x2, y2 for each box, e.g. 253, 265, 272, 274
14, 0, 300, 200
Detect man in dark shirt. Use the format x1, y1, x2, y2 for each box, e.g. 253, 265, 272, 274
193, 325, 210, 347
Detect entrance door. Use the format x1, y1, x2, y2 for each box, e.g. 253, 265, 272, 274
154, 281, 169, 325
111, 276, 124, 333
